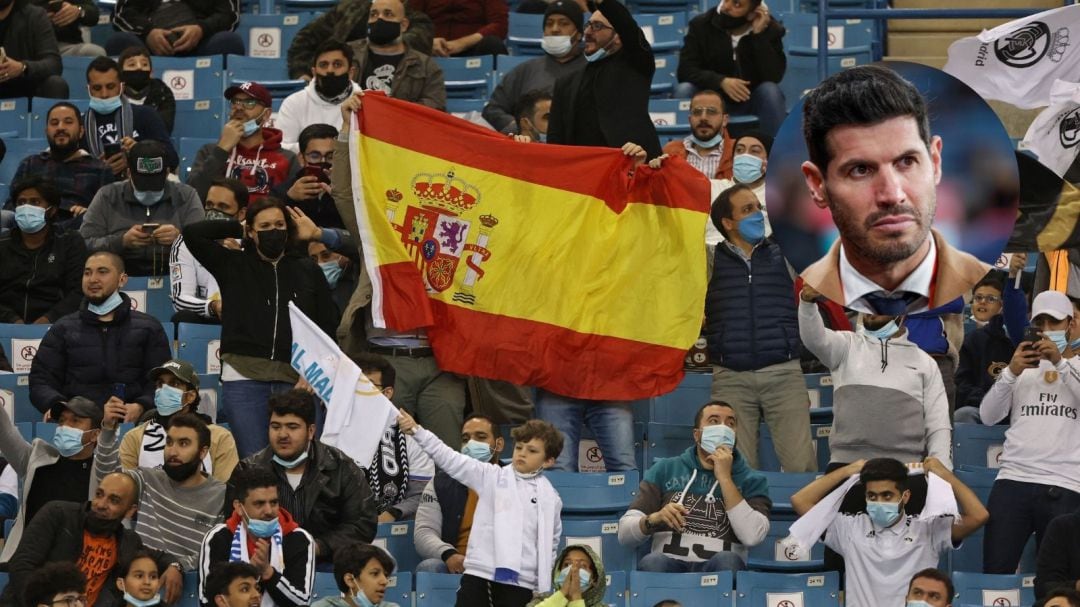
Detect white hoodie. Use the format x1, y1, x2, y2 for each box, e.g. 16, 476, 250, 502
276, 79, 363, 153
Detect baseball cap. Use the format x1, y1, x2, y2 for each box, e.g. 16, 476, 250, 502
127, 140, 168, 192
50, 396, 103, 427
544, 0, 584, 33
1031, 290, 1073, 321
149, 359, 200, 389
224, 81, 272, 108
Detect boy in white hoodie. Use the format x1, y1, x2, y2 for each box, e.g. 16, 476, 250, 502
398, 411, 563, 607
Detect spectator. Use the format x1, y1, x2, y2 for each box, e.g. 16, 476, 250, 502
119, 359, 239, 481
11, 102, 115, 222
705, 184, 816, 472
118, 46, 176, 135
199, 466, 315, 607
414, 413, 504, 574
94, 411, 228, 573
348, 0, 447, 111
312, 544, 401, 607
187, 82, 301, 203
0, 177, 88, 324
979, 289, 1080, 574
285, 0, 434, 80
203, 563, 263, 607
20, 563, 85, 607
618, 401, 770, 573
413, 0, 507, 57
399, 412, 564, 605
661, 90, 735, 180
547, 0, 660, 159
29, 252, 172, 419
116, 551, 166, 607
278, 44, 361, 153
280, 124, 345, 230
731, 131, 770, 198
676, 0, 785, 135
1039, 590, 1080, 607
82, 57, 176, 179
229, 390, 378, 565
514, 90, 552, 143
4, 473, 182, 607
0, 396, 101, 563
107, 0, 245, 57
182, 201, 338, 457
790, 457, 987, 607
526, 545, 607, 607
309, 240, 357, 319
906, 568, 953, 607
1036, 510, 1080, 598
32, 0, 103, 56
80, 140, 203, 277
169, 178, 247, 324
482, 0, 584, 134
0, 0, 67, 99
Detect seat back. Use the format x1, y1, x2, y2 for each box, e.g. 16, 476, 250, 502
154, 56, 226, 102
0, 323, 51, 375
373, 520, 421, 574
952, 572, 1036, 607
735, 571, 841, 607
547, 470, 640, 516
628, 571, 735, 607
415, 572, 462, 606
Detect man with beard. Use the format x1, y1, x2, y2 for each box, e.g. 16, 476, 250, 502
661, 89, 735, 180
94, 410, 227, 574
276, 42, 362, 154
799, 65, 989, 315
10, 102, 115, 223
3, 472, 184, 607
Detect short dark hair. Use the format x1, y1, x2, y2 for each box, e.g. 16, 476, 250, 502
690, 89, 726, 114
908, 568, 954, 605
693, 401, 735, 429
244, 196, 298, 244
972, 273, 1004, 296
801, 64, 931, 172
166, 413, 211, 451
24, 562, 86, 607
860, 457, 909, 493
118, 550, 159, 577
312, 40, 356, 68
232, 465, 279, 503
204, 563, 260, 602
332, 543, 395, 593
209, 177, 250, 212
86, 56, 120, 81
652, 602, 682, 607
298, 123, 338, 156
11, 175, 61, 209
710, 183, 756, 240
87, 251, 126, 274
514, 89, 552, 130
47, 101, 85, 128
269, 389, 317, 426
118, 46, 153, 70
352, 352, 396, 389
463, 413, 498, 435
510, 419, 563, 460
1037, 589, 1080, 607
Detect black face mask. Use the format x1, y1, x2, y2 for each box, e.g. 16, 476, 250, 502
367, 19, 402, 46
163, 456, 202, 482
717, 11, 749, 30
120, 69, 151, 91
85, 509, 124, 536
315, 72, 352, 100
256, 228, 289, 260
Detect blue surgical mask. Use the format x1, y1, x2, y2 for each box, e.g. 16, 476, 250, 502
320, 260, 343, 289
584, 47, 608, 62
863, 320, 899, 341
88, 291, 124, 316
89, 95, 123, 114
154, 384, 185, 417
699, 424, 735, 453
123, 592, 161, 607
737, 210, 765, 244
273, 448, 309, 469
1070, 336, 1080, 351
690, 132, 723, 148
15, 205, 47, 234
242, 119, 261, 137
461, 440, 493, 462
1045, 329, 1069, 353
133, 189, 164, 206
353, 590, 377, 607
906, 602, 932, 607
554, 566, 592, 591
245, 512, 281, 538
53, 426, 86, 457
866, 500, 902, 528
537, 132, 548, 143
733, 154, 764, 183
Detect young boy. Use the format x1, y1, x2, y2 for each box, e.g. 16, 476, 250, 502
118, 46, 177, 134
398, 411, 563, 607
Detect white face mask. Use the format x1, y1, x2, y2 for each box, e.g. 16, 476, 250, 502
541, 35, 574, 56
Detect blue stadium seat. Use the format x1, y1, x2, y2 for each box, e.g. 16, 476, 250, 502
14, 422, 31, 442
560, 519, 639, 573
635, 13, 687, 53
198, 373, 223, 424
0, 373, 39, 423
446, 98, 487, 115
604, 570, 627, 606
0, 323, 51, 375
35, 421, 56, 443
386, 572, 412, 605
280, 0, 336, 13
762, 471, 818, 518
176, 322, 223, 375
0, 139, 47, 186
954, 423, 1007, 470
0, 98, 28, 138
436, 56, 495, 99
651, 54, 677, 97
154, 56, 226, 104
781, 12, 873, 56
236, 13, 314, 60
547, 470, 640, 517
178, 137, 216, 182
645, 422, 691, 466
124, 276, 174, 323
89, 19, 114, 49
226, 55, 305, 98
493, 54, 536, 88
758, 423, 832, 473
747, 518, 824, 572
29, 98, 89, 138
649, 371, 711, 425
177, 570, 200, 607
628, 571, 735, 606
374, 520, 421, 574
782, 54, 871, 113
507, 12, 545, 56
311, 571, 339, 602
952, 572, 1035, 607
173, 99, 227, 141
951, 529, 1036, 578
415, 572, 462, 606
62, 56, 95, 101
803, 373, 833, 408
649, 97, 691, 140
628, 0, 697, 15
735, 571, 840, 606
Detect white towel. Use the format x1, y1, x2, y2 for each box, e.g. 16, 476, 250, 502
492, 472, 525, 584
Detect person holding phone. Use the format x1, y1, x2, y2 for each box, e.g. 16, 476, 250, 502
279, 123, 344, 230
0, 0, 68, 100
35, 0, 104, 57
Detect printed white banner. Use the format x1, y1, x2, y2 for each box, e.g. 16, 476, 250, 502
1020, 80, 1080, 176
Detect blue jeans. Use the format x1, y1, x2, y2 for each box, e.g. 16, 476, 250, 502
105, 31, 246, 57
534, 389, 636, 472
673, 81, 787, 136
416, 558, 450, 574
638, 551, 746, 573
221, 379, 295, 459
983, 479, 1080, 573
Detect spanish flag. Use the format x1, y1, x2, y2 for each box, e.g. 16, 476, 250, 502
351, 94, 710, 400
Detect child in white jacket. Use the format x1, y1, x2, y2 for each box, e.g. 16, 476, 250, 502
398, 411, 563, 607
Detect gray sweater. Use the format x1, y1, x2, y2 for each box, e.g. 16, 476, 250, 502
482, 53, 586, 133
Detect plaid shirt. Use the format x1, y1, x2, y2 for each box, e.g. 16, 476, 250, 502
12, 151, 116, 212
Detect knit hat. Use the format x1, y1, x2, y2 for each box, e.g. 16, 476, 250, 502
734, 130, 774, 155
544, 0, 585, 33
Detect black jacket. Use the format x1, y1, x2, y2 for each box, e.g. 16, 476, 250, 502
0, 2, 62, 83
0, 226, 87, 324
1, 501, 173, 607
126, 78, 176, 135
182, 220, 338, 364
955, 315, 1016, 412
112, 0, 239, 38
677, 9, 786, 93
29, 0, 99, 45
28, 293, 172, 413
1036, 511, 1080, 599
231, 441, 378, 562
547, 0, 661, 159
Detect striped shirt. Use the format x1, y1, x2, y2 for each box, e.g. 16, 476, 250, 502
682, 137, 724, 180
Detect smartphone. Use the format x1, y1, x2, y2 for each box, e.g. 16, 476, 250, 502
141, 223, 160, 234
103, 142, 122, 157
1023, 327, 1042, 349
302, 164, 329, 183
112, 383, 126, 400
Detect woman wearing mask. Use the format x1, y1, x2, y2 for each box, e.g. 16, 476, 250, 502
313, 543, 402, 607
117, 46, 177, 135
527, 545, 607, 607
182, 197, 338, 459
115, 551, 164, 607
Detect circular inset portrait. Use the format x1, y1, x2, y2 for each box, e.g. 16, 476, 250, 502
764, 60, 1020, 315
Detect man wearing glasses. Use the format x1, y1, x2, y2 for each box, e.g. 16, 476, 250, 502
660, 90, 735, 180
281, 124, 345, 230
188, 82, 301, 203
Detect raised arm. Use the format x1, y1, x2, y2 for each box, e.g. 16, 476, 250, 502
596, 0, 654, 76
923, 458, 989, 543
791, 460, 864, 516
798, 290, 851, 369
398, 411, 490, 491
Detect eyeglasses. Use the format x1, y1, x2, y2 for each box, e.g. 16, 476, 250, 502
583, 21, 611, 32
973, 294, 1002, 304
690, 107, 723, 117
305, 151, 334, 163
229, 98, 261, 109
51, 596, 88, 607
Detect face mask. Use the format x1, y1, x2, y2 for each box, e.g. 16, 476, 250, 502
584, 47, 608, 62
123, 592, 161, 607
256, 228, 289, 260
367, 18, 402, 46
243, 506, 281, 538
273, 448, 309, 469
699, 424, 735, 453
542, 35, 574, 56
15, 205, 47, 234
120, 69, 151, 91
863, 320, 899, 341
352, 589, 377, 607
1070, 336, 1080, 351
320, 259, 344, 288
736, 210, 765, 244
163, 457, 202, 482
154, 385, 186, 417
733, 154, 764, 183
461, 440, 493, 462
537, 132, 548, 143
315, 72, 352, 100
53, 426, 86, 457
89, 95, 123, 114
906, 602, 932, 607
866, 500, 902, 528
716, 10, 749, 29
515, 466, 543, 479
690, 132, 723, 148
133, 189, 164, 207
242, 118, 261, 137
1045, 329, 1069, 353
85, 509, 123, 536
205, 208, 234, 221
88, 291, 124, 316
554, 566, 592, 591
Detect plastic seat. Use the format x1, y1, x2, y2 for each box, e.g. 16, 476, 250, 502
649, 371, 711, 425
747, 520, 825, 572
761, 471, 818, 518
226, 55, 305, 97
236, 13, 314, 60
0, 139, 46, 185
651, 54, 678, 97
0, 374, 37, 423
123, 276, 174, 325
560, 519, 639, 573
547, 470, 640, 517
954, 423, 1007, 469
176, 322, 223, 375
177, 137, 217, 182
173, 99, 227, 141
0, 323, 51, 375
952, 572, 1035, 607
803, 373, 833, 408
435, 56, 495, 99
153, 56, 226, 103
61, 56, 95, 101
735, 571, 840, 606
628, 571, 735, 606
635, 12, 687, 53
0, 98, 28, 137
373, 520, 421, 574
507, 12, 545, 56
415, 572, 462, 606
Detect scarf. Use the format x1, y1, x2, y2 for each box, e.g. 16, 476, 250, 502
367, 425, 409, 513
138, 419, 214, 475
226, 509, 299, 607
85, 98, 135, 158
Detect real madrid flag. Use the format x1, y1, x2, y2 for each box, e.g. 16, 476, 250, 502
348, 93, 711, 401
1020, 79, 1080, 177
944, 4, 1080, 109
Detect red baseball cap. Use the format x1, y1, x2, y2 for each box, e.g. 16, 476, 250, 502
224, 81, 272, 107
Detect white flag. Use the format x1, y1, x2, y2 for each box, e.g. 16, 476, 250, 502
288, 302, 397, 466
1019, 79, 1080, 177
944, 4, 1080, 109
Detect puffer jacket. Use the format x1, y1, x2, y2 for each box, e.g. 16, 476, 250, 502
0, 225, 87, 323
526, 544, 608, 607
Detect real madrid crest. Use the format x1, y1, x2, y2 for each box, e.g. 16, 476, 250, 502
988, 362, 1007, 379
1045, 370, 1060, 384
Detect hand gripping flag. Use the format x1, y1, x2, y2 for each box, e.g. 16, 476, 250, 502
349, 93, 711, 401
